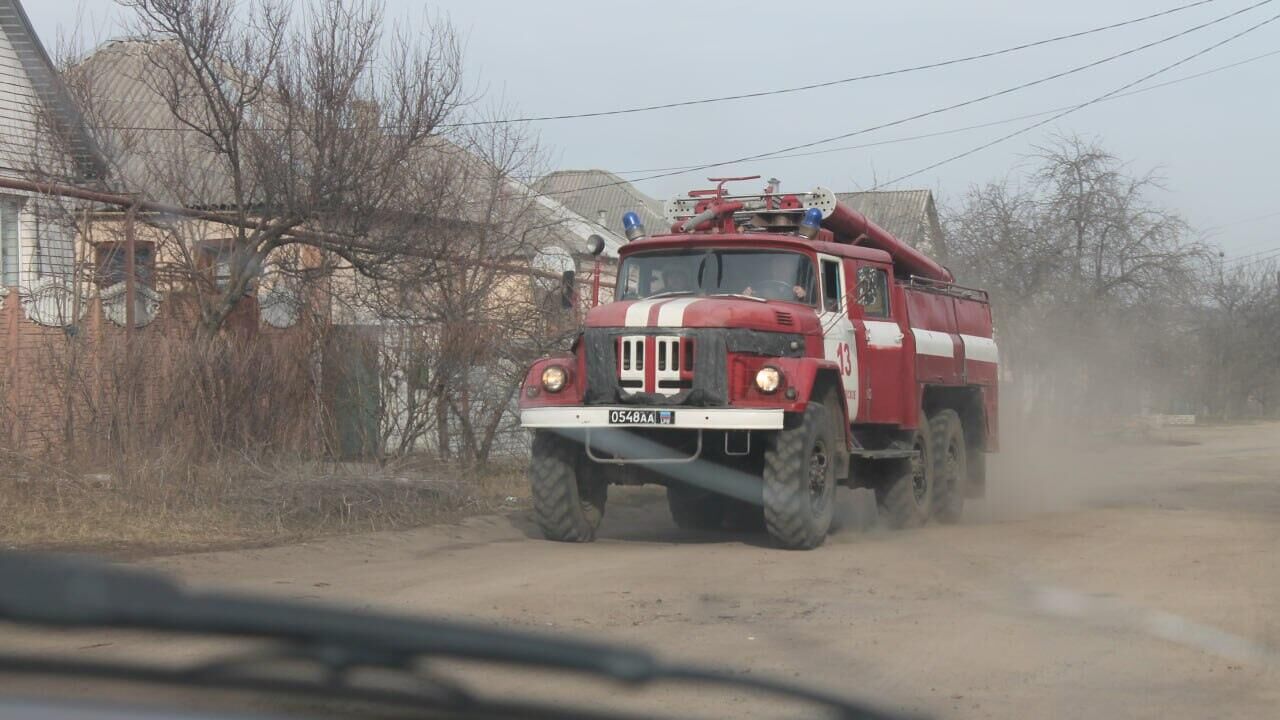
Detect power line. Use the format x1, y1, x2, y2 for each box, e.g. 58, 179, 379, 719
611, 47, 1280, 176
1222, 246, 1280, 267
439, 0, 1224, 127
1222, 241, 1280, 265
871, 10, 1280, 189
1202, 208, 1280, 233
73, 0, 1232, 137
539, 0, 1275, 198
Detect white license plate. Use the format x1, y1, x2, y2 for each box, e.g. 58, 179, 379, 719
608, 409, 675, 425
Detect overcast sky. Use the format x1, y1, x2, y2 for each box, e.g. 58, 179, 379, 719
26, 0, 1280, 258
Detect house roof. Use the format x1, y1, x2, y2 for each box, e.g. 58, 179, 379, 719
0, 0, 106, 181
836, 189, 943, 254
536, 169, 666, 239
527, 188, 625, 259
66, 39, 238, 204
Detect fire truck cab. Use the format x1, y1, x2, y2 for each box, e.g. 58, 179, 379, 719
519, 178, 998, 549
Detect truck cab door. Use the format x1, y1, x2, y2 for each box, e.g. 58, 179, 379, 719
851, 262, 905, 425
817, 254, 858, 417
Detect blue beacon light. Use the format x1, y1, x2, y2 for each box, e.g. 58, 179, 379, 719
622, 211, 646, 241
798, 207, 823, 239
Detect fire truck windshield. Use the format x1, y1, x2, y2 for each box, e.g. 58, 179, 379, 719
617, 249, 817, 305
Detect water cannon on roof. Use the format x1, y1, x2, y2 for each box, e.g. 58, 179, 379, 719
662, 177, 834, 233
654, 177, 953, 283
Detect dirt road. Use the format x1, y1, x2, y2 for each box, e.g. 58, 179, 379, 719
61, 423, 1280, 717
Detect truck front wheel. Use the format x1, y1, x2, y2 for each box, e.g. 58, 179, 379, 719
529, 431, 607, 542
763, 396, 838, 550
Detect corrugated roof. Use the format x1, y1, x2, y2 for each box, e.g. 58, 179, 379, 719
536, 169, 666, 238
66, 38, 252, 203
0, 0, 106, 182
66, 39, 240, 204
836, 189, 942, 255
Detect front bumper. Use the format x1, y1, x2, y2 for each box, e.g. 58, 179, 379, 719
520, 406, 784, 430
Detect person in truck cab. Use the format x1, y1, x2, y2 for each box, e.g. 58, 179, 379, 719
660, 267, 694, 294
743, 253, 809, 302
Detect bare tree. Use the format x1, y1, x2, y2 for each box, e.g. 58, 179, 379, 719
1033, 134, 1201, 306
346, 115, 580, 464
1198, 258, 1280, 419
945, 134, 1208, 421
9, 0, 570, 466
58, 0, 470, 336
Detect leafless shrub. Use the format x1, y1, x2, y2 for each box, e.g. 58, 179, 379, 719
945, 134, 1215, 423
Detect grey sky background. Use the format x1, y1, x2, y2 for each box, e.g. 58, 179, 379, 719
26, 0, 1280, 258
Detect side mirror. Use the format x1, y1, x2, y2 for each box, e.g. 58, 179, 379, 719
586, 234, 606, 256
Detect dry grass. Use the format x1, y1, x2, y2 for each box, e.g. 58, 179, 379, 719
0, 317, 537, 558
0, 455, 530, 558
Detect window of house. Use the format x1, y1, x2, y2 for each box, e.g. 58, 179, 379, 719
200, 241, 235, 290
856, 266, 890, 318
95, 242, 156, 288
1, 198, 20, 287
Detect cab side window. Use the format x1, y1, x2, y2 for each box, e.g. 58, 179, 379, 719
820, 259, 842, 313
619, 264, 641, 299
856, 266, 889, 318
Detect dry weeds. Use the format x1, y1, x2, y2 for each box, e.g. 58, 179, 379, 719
0, 456, 529, 558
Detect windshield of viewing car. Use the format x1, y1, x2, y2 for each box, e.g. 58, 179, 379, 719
616, 249, 817, 305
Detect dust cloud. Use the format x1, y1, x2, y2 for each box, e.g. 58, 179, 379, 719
967, 414, 1195, 523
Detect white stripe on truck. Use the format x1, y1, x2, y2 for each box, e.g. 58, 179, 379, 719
911, 328, 955, 358
863, 320, 904, 348
960, 334, 999, 364
625, 299, 663, 327
656, 298, 699, 326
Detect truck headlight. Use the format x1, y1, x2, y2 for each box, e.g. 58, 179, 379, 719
754, 366, 781, 394
541, 365, 569, 393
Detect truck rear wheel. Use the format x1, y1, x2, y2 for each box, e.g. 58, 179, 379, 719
529, 431, 607, 542
930, 409, 967, 523
877, 418, 934, 529
763, 396, 838, 550
666, 482, 728, 530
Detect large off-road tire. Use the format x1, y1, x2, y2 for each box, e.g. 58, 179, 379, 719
666, 482, 728, 531
762, 394, 839, 550
876, 416, 934, 529
930, 409, 967, 524
529, 431, 607, 542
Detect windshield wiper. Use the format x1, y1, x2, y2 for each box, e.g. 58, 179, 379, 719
0, 552, 914, 720
644, 290, 695, 300
709, 292, 768, 302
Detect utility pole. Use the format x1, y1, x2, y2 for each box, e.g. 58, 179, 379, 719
124, 204, 137, 335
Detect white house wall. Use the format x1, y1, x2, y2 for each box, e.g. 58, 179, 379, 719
0, 13, 78, 284
0, 13, 40, 177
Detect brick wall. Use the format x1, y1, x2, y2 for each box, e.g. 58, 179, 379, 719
0, 286, 317, 460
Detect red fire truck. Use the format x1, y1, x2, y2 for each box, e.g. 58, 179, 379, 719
519, 178, 998, 549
